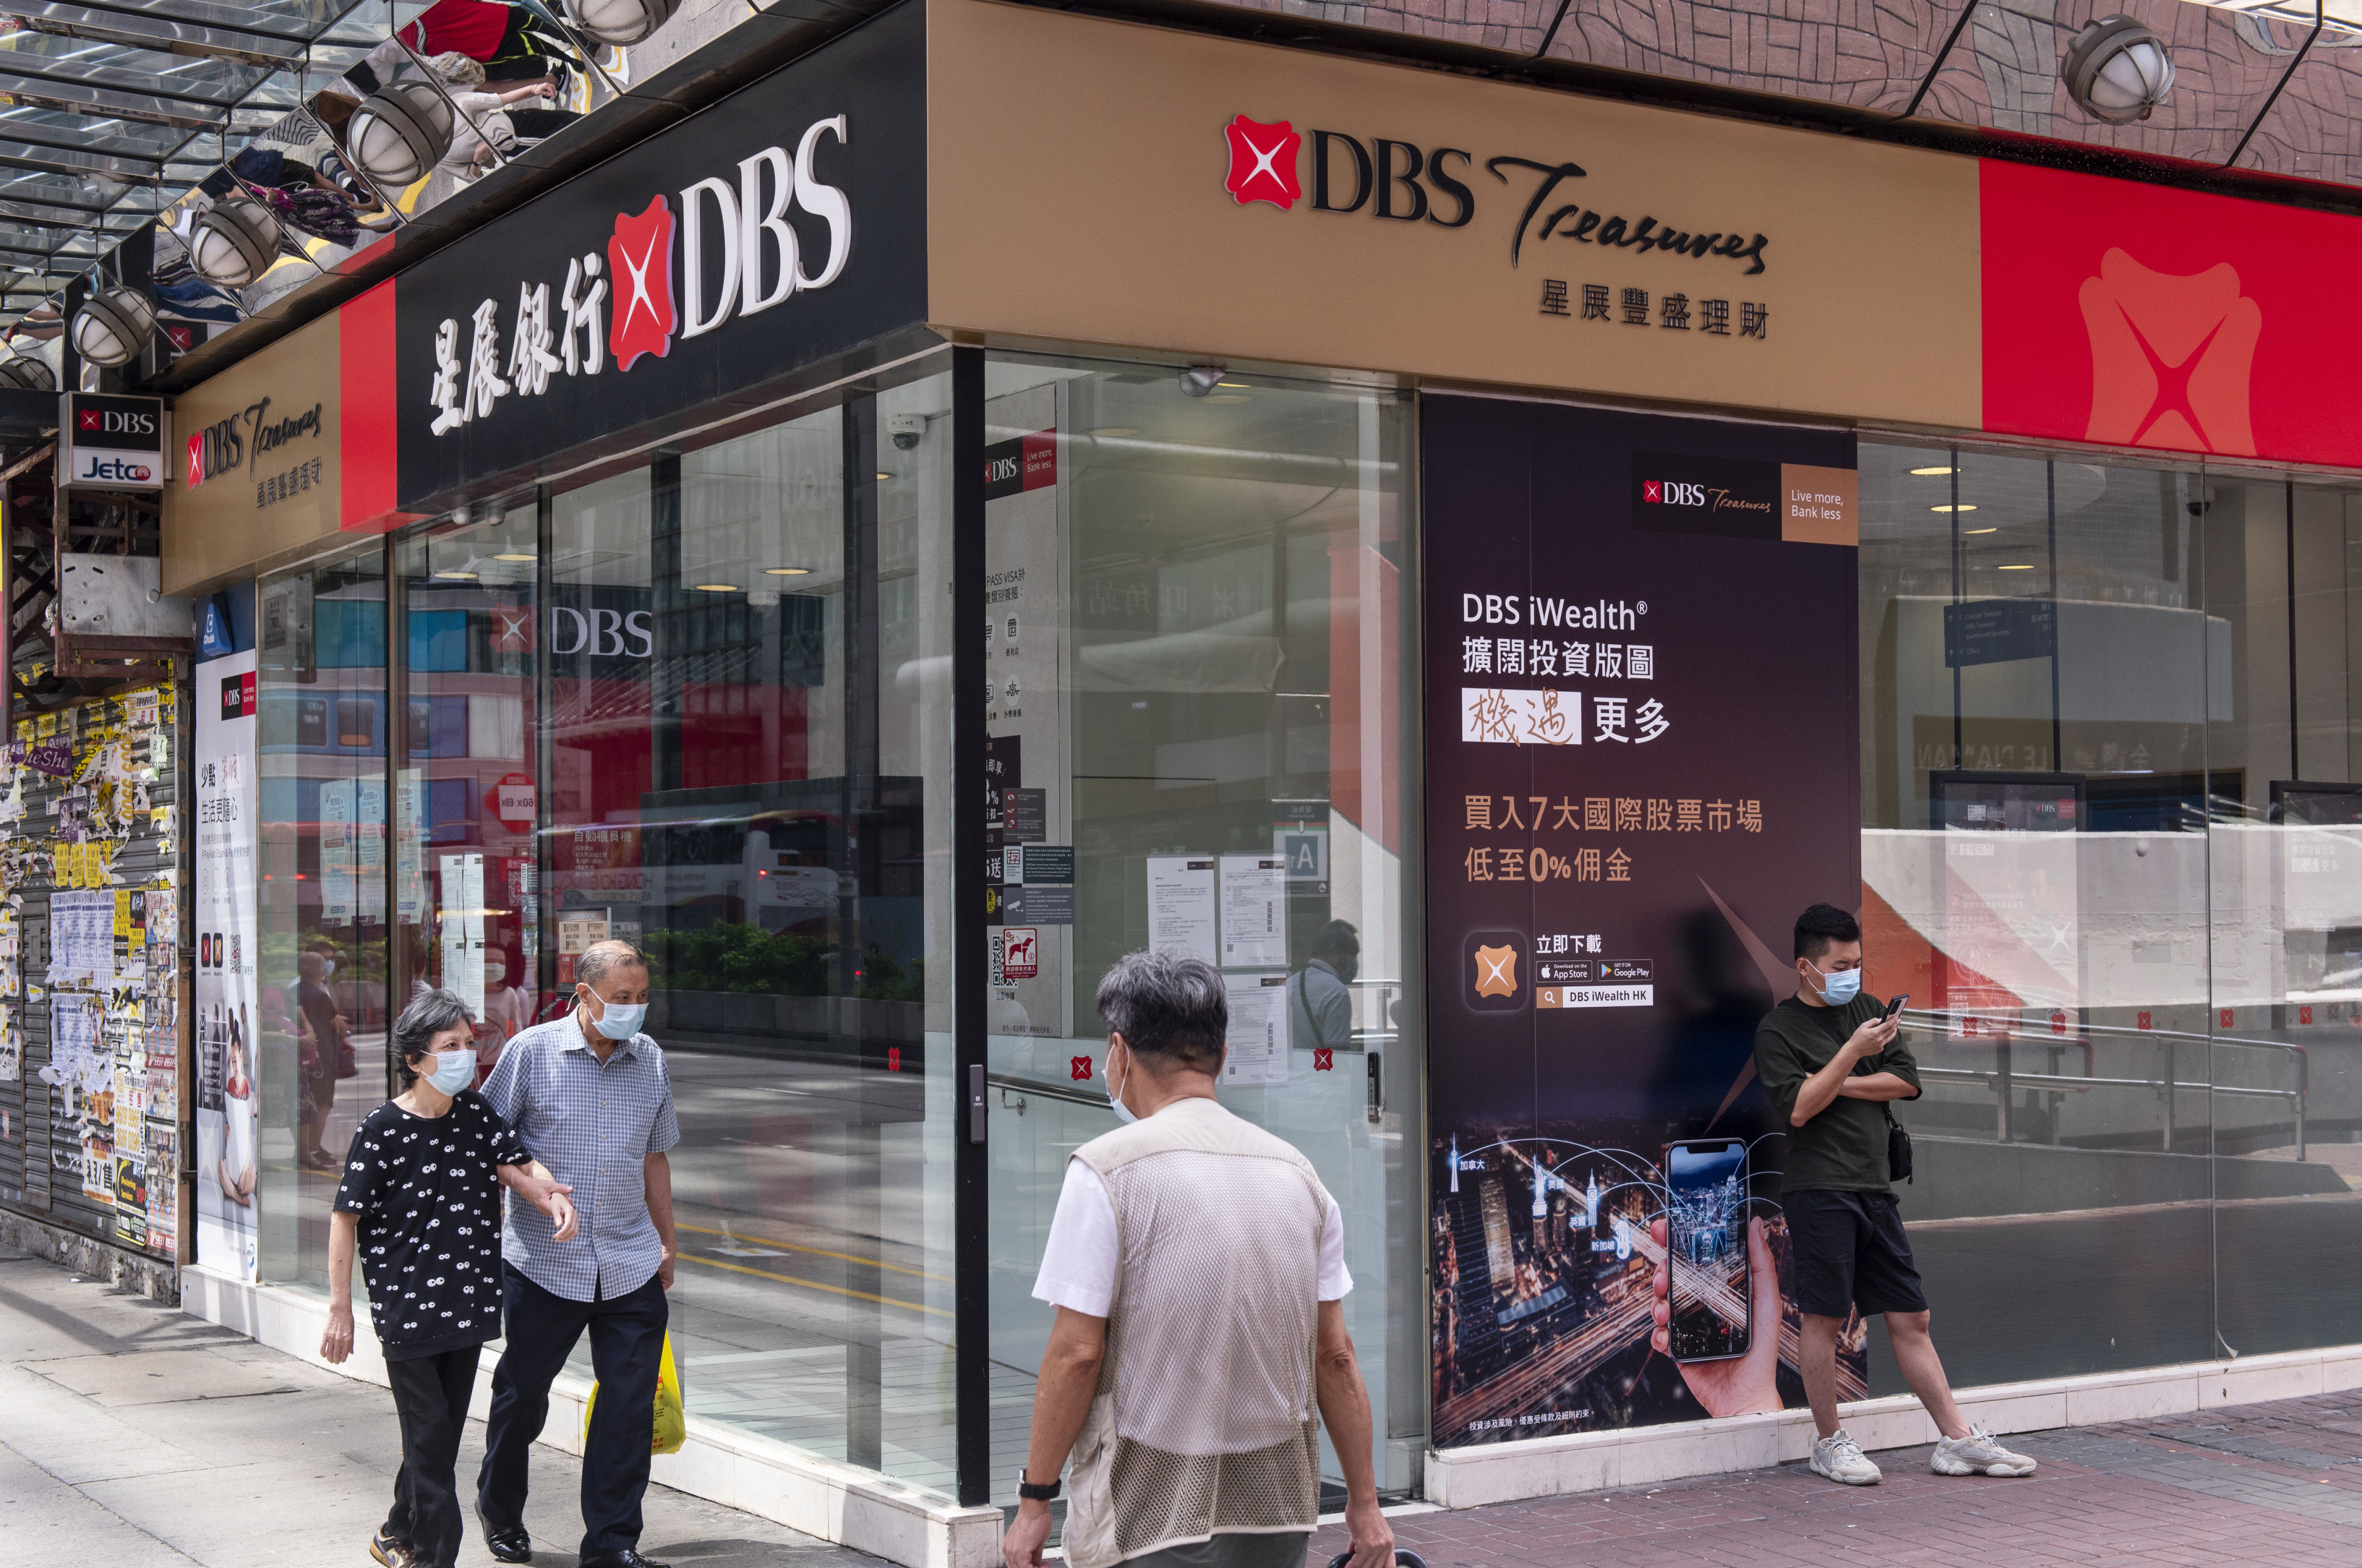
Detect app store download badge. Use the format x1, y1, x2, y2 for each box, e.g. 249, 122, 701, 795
1464, 929, 1527, 1012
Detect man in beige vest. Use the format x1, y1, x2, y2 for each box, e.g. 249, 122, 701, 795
1001, 952, 1395, 1568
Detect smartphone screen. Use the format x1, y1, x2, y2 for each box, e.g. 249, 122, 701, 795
1666, 1137, 1751, 1362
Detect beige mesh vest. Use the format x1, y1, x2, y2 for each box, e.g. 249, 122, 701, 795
1061, 1096, 1331, 1568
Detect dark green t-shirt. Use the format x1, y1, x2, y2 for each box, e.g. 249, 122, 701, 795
1753, 992, 1921, 1194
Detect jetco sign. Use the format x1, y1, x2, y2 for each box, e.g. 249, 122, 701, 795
59, 392, 164, 490
1221, 114, 1771, 275
424, 116, 853, 437
388, 4, 924, 507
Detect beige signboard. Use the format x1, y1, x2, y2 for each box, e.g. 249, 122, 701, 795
928, 0, 1980, 430
163, 310, 344, 597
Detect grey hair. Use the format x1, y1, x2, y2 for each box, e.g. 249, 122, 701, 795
391, 988, 476, 1087
1095, 950, 1227, 1073
577, 938, 647, 990
425, 50, 486, 85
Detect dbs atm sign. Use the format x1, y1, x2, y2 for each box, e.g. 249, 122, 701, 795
1982, 161, 2362, 469
60, 392, 164, 490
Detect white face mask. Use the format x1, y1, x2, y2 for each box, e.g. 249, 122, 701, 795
1106, 1045, 1138, 1124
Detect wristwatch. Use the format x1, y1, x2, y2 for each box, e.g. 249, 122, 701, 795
1017, 1471, 1061, 1502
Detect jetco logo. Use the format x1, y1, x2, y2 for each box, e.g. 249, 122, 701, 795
1216, 114, 1771, 273
426, 115, 853, 435
1223, 116, 1302, 209
1465, 930, 1526, 1012
1642, 480, 1707, 506
75, 454, 153, 483
2079, 249, 2259, 456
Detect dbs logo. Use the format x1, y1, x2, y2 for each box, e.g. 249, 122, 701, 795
2078, 249, 2259, 457
608, 195, 678, 373
1223, 116, 1301, 210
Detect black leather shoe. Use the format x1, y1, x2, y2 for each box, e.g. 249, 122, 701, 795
474, 1500, 532, 1563
580, 1550, 671, 1568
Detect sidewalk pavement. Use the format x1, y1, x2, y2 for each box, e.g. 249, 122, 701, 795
13, 1242, 2362, 1568
0, 1245, 888, 1568
1316, 1395, 2362, 1567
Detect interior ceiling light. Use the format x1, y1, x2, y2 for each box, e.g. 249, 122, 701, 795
347, 80, 457, 189
1997, 563, 2037, 570
1910, 465, 1955, 476
693, 582, 741, 592
565, 0, 681, 47
2064, 16, 2175, 125
189, 194, 283, 288
71, 286, 155, 369
494, 552, 536, 563
764, 566, 812, 576
0, 354, 55, 391
1931, 504, 1979, 513
434, 569, 478, 580
1963, 527, 1999, 535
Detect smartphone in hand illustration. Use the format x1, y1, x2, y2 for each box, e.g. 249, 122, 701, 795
1883, 992, 1909, 1024
1664, 1137, 1750, 1363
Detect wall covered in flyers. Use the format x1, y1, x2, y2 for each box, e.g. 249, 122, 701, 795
0, 682, 183, 1261
1420, 397, 1863, 1446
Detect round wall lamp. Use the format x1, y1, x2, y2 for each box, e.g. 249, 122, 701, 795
346, 79, 457, 188
2063, 16, 2175, 125
565, 0, 681, 46
189, 194, 284, 288
0, 354, 56, 391
72, 286, 156, 369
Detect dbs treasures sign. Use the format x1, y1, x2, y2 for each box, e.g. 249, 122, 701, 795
930, 0, 1981, 430
1422, 395, 1865, 1447
375, 2, 923, 506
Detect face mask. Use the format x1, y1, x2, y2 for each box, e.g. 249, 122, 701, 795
1106, 1047, 1138, 1124
1334, 955, 1359, 984
426, 1049, 475, 1095
321, 959, 336, 977
585, 994, 647, 1040
1810, 960, 1863, 1006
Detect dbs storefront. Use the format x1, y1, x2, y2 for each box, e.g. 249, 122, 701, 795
159, 0, 2362, 1555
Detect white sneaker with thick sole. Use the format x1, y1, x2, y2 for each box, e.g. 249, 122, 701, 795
1931, 1426, 2038, 1477
1809, 1428, 1883, 1486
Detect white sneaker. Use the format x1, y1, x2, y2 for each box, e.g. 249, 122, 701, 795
1809, 1428, 1883, 1486
1931, 1426, 2038, 1477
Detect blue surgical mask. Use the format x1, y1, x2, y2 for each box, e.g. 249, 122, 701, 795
426, 1050, 475, 1095
1811, 961, 1863, 1006
1106, 1048, 1138, 1124
588, 998, 647, 1040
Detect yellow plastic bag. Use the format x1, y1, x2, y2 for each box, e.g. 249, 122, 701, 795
582, 1331, 686, 1456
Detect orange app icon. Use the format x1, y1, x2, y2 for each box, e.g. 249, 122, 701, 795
1473, 943, 1519, 999
2078, 248, 2259, 456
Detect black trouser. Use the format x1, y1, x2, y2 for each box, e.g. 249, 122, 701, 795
477, 1266, 668, 1557
385, 1344, 485, 1568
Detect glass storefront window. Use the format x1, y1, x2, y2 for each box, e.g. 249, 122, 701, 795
1860, 441, 2362, 1389
543, 374, 957, 1486
394, 499, 545, 1076
255, 545, 390, 1292
980, 356, 1425, 1501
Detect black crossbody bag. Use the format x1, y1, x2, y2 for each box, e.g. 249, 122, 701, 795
1812, 1003, 1913, 1185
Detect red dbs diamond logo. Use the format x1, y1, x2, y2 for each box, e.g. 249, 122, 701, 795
186, 434, 203, 488
1224, 116, 1301, 210
2079, 249, 2260, 456
1642, 480, 1662, 503
607, 194, 677, 373
77, 408, 101, 431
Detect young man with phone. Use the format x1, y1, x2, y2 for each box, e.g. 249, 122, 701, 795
1755, 903, 2037, 1486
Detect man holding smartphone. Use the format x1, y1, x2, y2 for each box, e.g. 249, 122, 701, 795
1756, 903, 2037, 1486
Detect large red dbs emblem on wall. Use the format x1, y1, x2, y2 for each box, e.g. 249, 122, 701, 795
1983, 161, 2362, 468
2079, 250, 2259, 456
1224, 116, 1301, 210
608, 195, 677, 373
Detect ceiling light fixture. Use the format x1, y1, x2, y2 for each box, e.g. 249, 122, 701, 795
1997, 563, 2037, 570
693, 582, 742, 592
347, 80, 457, 188
564, 0, 681, 46
764, 566, 812, 576
1178, 365, 1226, 398
2063, 16, 2175, 125
0, 354, 55, 391
1910, 465, 1955, 476
189, 194, 284, 288
434, 569, 478, 580
71, 286, 155, 368
494, 552, 536, 563
1963, 527, 1999, 535
1931, 504, 1980, 513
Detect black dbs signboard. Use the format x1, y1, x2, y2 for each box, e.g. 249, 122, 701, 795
393, 2, 925, 505
1423, 396, 1865, 1446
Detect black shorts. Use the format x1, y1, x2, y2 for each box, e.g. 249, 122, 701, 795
1786, 1189, 1928, 1318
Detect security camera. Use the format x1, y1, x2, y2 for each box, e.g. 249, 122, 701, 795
1178, 365, 1226, 398
887, 413, 926, 451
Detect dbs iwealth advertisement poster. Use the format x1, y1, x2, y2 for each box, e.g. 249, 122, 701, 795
1422, 396, 1866, 1446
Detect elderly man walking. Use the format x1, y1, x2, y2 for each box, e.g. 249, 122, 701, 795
1002, 951, 1395, 1568
475, 940, 679, 1568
